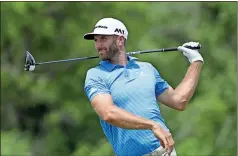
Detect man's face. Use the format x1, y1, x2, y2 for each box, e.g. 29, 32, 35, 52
94, 35, 119, 61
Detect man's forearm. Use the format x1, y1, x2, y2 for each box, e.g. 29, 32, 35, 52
174, 61, 203, 104
104, 106, 156, 130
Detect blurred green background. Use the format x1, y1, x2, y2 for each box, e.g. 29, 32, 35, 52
1, 2, 237, 156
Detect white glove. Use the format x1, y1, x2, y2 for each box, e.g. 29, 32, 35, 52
178, 42, 204, 63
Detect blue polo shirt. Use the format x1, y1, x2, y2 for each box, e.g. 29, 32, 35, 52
84, 56, 170, 156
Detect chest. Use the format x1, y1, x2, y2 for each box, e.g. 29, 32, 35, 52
107, 67, 156, 103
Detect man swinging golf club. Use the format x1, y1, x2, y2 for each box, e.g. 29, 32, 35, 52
84, 17, 203, 156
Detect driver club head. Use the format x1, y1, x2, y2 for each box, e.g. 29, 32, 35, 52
24, 51, 36, 71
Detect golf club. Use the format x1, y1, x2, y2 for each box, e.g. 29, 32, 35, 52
24, 45, 201, 71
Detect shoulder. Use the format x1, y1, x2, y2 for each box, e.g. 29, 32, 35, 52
85, 65, 108, 80
86, 64, 107, 74
135, 60, 161, 75
134, 60, 154, 69
86, 66, 101, 76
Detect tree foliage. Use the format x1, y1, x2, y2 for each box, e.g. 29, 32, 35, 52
1, 2, 237, 156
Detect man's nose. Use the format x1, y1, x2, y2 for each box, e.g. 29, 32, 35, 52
96, 43, 103, 49
95, 40, 101, 47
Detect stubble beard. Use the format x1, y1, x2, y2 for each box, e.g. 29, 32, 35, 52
102, 41, 119, 61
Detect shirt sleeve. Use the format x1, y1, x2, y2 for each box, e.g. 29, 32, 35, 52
151, 64, 169, 97
84, 69, 110, 102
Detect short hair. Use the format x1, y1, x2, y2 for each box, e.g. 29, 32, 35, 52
124, 39, 127, 47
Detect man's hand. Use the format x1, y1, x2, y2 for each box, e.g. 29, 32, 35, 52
152, 124, 174, 156
178, 41, 204, 63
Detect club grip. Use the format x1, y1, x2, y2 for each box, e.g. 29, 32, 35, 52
184, 44, 202, 50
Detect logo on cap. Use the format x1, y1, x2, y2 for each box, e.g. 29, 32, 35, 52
114, 28, 124, 34
95, 25, 108, 29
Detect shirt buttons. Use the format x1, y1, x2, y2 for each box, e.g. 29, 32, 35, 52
124, 70, 129, 78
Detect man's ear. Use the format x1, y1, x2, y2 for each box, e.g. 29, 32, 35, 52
118, 36, 125, 46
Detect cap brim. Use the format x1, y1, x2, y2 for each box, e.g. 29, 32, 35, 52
83, 33, 95, 40
84, 32, 118, 40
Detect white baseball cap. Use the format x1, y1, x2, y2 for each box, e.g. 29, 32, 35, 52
84, 18, 128, 40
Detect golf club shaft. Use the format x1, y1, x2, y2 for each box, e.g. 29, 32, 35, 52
35, 56, 99, 65
34, 46, 200, 65
35, 48, 178, 65
127, 47, 178, 55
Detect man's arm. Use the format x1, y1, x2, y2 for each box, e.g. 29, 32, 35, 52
91, 93, 175, 154
157, 42, 204, 111
157, 61, 203, 111
91, 93, 156, 129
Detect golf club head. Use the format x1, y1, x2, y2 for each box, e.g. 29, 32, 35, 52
24, 51, 36, 71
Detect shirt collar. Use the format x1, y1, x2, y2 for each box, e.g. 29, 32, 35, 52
99, 55, 139, 72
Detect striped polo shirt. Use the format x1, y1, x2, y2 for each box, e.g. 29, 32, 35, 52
84, 56, 170, 156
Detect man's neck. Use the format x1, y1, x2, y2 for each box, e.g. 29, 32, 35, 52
110, 50, 128, 66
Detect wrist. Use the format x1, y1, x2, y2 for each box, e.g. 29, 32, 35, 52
191, 60, 204, 66
192, 60, 203, 64
151, 122, 160, 130
191, 56, 204, 64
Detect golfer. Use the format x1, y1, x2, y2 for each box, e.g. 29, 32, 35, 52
84, 18, 203, 156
